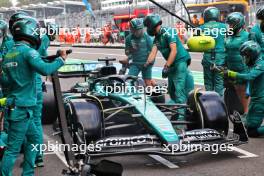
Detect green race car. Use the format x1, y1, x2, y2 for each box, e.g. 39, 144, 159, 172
42, 57, 248, 175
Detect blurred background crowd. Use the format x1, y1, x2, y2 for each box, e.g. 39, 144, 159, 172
1, 0, 264, 45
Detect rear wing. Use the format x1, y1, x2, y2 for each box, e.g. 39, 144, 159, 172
58, 59, 99, 78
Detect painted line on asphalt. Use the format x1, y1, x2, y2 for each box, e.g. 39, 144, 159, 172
229, 146, 259, 159
148, 155, 180, 169
43, 152, 56, 155
43, 134, 69, 167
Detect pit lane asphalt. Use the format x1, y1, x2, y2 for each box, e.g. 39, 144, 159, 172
13, 47, 263, 176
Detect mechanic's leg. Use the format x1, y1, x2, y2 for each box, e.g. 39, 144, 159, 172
1, 108, 37, 176
0, 131, 7, 147
0, 111, 7, 147
234, 84, 249, 114
34, 92, 44, 167
170, 62, 188, 121
185, 69, 194, 97
128, 64, 140, 77
167, 77, 178, 121
3, 110, 9, 133
203, 65, 213, 92
246, 102, 264, 137
214, 70, 224, 96
167, 75, 176, 103
22, 119, 39, 176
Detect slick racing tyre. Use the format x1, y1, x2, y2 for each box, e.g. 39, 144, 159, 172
42, 81, 58, 124
187, 90, 229, 135
67, 99, 103, 143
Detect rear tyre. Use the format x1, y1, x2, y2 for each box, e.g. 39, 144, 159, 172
42, 81, 58, 124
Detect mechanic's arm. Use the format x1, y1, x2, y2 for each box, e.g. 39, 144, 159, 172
249, 27, 259, 42
125, 36, 132, 60
0, 59, 9, 85
236, 68, 263, 81
0, 71, 10, 86
26, 49, 66, 76
165, 28, 178, 67
146, 45, 158, 65
165, 43, 177, 67
38, 36, 50, 58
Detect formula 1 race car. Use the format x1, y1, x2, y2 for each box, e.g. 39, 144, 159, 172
43, 56, 248, 176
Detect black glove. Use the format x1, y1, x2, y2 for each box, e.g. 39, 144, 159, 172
162, 66, 170, 78
42, 82, 47, 92
43, 49, 72, 61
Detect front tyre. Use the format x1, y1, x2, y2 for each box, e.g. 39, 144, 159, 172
187, 90, 229, 135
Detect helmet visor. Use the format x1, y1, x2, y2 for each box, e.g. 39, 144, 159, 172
226, 19, 242, 35
242, 55, 250, 65
147, 28, 155, 36
241, 50, 255, 66
227, 21, 238, 31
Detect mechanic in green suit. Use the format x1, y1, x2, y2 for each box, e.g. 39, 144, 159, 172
144, 14, 194, 120
120, 18, 154, 86
1, 12, 30, 134
222, 41, 264, 137
199, 7, 226, 96
250, 6, 264, 54
225, 12, 249, 114
0, 20, 14, 96
0, 20, 14, 58
0, 17, 67, 176
34, 22, 58, 167
0, 20, 14, 148
7, 12, 30, 82
8, 12, 58, 167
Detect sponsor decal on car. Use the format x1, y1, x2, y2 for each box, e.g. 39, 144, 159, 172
95, 135, 158, 148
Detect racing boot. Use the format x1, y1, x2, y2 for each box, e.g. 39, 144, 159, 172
35, 157, 44, 167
